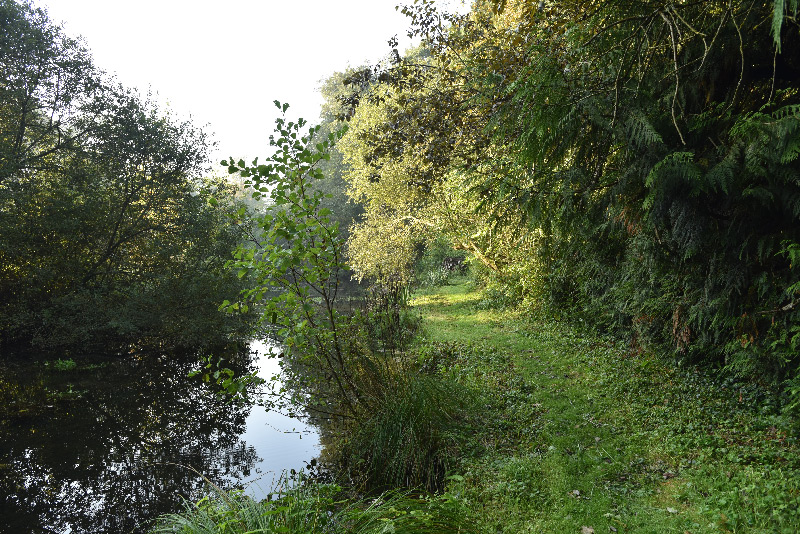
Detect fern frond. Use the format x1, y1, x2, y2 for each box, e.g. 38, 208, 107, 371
742, 185, 775, 206
773, 0, 786, 51
775, 111, 800, 164
624, 109, 664, 150
706, 144, 741, 194
643, 152, 698, 210
772, 104, 800, 121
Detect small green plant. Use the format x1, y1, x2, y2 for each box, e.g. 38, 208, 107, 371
222, 102, 367, 421
189, 356, 264, 399
44, 358, 77, 371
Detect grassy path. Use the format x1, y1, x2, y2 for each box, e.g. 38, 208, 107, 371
410, 279, 800, 534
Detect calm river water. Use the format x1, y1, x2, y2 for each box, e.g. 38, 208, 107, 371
0, 341, 319, 533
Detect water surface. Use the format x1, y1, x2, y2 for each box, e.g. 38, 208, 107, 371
0, 341, 319, 533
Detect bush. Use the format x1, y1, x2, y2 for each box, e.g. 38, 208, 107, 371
414, 236, 468, 288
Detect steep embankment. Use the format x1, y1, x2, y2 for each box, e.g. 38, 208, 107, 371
411, 279, 800, 533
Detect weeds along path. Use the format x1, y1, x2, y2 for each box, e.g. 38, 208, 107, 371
410, 279, 800, 534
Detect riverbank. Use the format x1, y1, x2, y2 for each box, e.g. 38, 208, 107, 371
409, 278, 800, 533
151, 278, 800, 533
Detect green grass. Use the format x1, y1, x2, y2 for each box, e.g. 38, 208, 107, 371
151, 477, 472, 533
409, 279, 800, 533
44, 358, 78, 371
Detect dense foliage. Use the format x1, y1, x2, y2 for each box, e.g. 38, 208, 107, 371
0, 0, 250, 353
336, 0, 800, 390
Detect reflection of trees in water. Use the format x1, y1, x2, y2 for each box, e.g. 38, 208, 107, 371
0, 348, 259, 533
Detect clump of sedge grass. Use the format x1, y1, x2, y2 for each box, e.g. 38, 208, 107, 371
336, 373, 479, 492
151, 479, 337, 534
150, 477, 473, 533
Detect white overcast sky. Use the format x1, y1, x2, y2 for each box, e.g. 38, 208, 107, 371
36, 0, 467, 168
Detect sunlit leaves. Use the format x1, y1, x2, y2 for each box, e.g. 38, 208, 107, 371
221, 105, 366, 418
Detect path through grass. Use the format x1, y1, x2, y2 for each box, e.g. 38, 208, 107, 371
411, 279, 800, 533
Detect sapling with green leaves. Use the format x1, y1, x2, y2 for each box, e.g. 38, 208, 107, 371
218, 102, 364, 420
199, 104, 469, 491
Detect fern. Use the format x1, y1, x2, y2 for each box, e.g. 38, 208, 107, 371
625, 109, 664, 150
705, 144, 741, 195
643, 151, 698, 210
775, 109, 800, 164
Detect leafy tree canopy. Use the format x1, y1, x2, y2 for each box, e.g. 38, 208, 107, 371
0, 0, 251, 353
341, 0, 800, 384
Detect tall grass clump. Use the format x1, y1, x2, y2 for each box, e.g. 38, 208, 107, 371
150, 482, 339, 533
334, 374, 479, 492
151, 480, 473, 533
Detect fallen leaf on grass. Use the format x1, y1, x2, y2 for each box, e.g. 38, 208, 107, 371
581, 527, 595, 534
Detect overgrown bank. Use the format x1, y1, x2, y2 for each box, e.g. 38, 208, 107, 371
156, 279, 800, 533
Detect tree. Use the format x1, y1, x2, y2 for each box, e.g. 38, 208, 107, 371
340, 0, 800, 385
479, 0, 800, 375
311, 69, 366, 260
222, 103, 364, 419
0, 0, 251, 352
335, 11, 537, 286
0, 0, 98, 183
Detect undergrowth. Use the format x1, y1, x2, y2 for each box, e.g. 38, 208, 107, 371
151, 477, 472, 533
